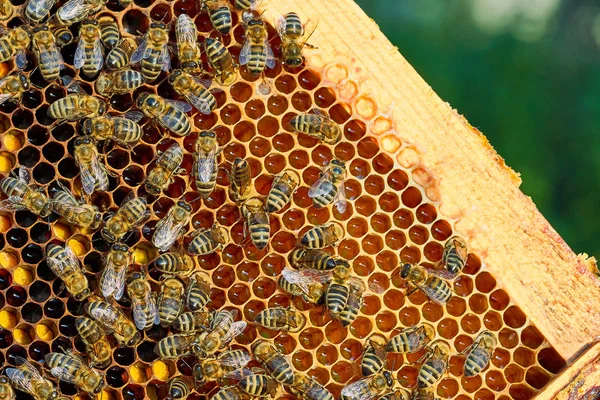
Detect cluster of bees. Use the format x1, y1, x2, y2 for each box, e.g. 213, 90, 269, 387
0, 0, 503, 399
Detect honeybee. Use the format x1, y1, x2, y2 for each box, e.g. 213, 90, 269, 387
130, 21, 170, 81
158, 277, 185, 327
228, 158, 252, 203
266, 169, 299, 213
202, 0, 232, 35
193, 349, 251, 384
55, 0, 106, 26
361, 334, 388, 376
187, 224, 228, 255
400, 264, 452, 305
340, 370, 395, 400
0, 0, 13, 21
301, 222, 345, 249
186, 272, 212, 311
417, 340, 451, 388
254, 306, 306, 333
45, 351, 105, 395
288, 248, 348, 270
82, 115, 143, 147
0, 73, 30, 106
193, 309, 247, 357
47, 243, 90, 301
237, 370, 278, 398
95, 69, 144, 97
338, 282, 365, 327
51, 181, 102, 229
167, 377, 190, 400
240, 15, 276, 76
47, 92, 107, 123
308, 158, 347, 212
152, 200, 191, 252
280, 267, 327, 304
25, 0, 55, 23
85, 300, 141, 346
31, 26, 63, 82
386, 324, 435, 354
442, 236, 468, 276
5, 357, 59, 400
0, 166, 52, 217
241, 197, 270, 250
325, 266, 365, 316
252, 340, 294, 385
134, 93, 192, 137
101, 193, 148, 242
127, 271, 159, 331
173, 310, 213, 332
380, 389, 412, 400
234, 0, 259, 10
0, 376, 14, 400
0, 26, 30, 68
155, 333, 197, 359
74, 19, 103, 76
204, 37, 237, 85
211, 385, 247, 400
410, 388, 437, 400
169, 69, 217, 115
99, 243, 131, 300
463, 330, 497, 377
75, 317, 112, 368
144, 142, 184, 196
155, 251, 195, 277
74, 136, 110, 195
277, 12, 317, 67
291, 111, 342, 145
106, 37, 137, 69
193, 129, 220, 198
291, 375, 335, 400
98, 15, 119, 49
47, 19, 73, 47
175, 14, 202, 71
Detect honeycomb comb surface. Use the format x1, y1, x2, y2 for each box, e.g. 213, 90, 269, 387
0, 0, 568, 399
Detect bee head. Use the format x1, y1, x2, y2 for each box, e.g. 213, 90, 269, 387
136, 92, 150, 107
0, 376, 8, 384
127, 331, 142, 346
193, 364, 205, 384
400, 263, 412, 279
168, 69, 183, 83
177, 200, 192, 211
92, 378, 105, 394
112, 243, 129, 252
285, 57, 304, 67
101, 227, 116, 243
18, 74, 30, 90
150, 21, 166, 29
33, 25, 49, 33
96, 99, 107, 115
145, 182, 161, 196
75, 136, 93, 146
383, 370, 394, 387
330, 159, 345, 175
200, 130, 216, 139
81, 119, 93, 135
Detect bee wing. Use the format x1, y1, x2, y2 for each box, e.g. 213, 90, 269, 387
239, 39, 251, 66
76, 154, 98, 195
88, 305, 119, 326
18, 165, 30, 183
176, 14, 197, 45
308, 168, 333, 199
332, 178, 347, 213
50, 366, 78, 384
131, 297, 147, 330
129, 38, 147, 63
0, 93, 12, 106
52, 180, 78, 204
160, 44, 171, 72
425, 267, 456, 280
276, 14, 287, 38
166, 99, 192, 113
185, 90, 213, 115
218, 350, 251, 367
340, 377, 374, 400
15, 357, 44, 379
100, 254, 127, 301
15, 50, 27, 69
281, 267, 330, 294
221, 320, 247, 344
0, 196, 28, 212
57, 0, 85, 20
73, 37, 86, 70
38, 40, 64, 71
5, 367, 35, 393
197, 146, 217, 182
124, 111, 145, 123
92, 37, 104, 71
264, 40, 276, 69
222, 367, 253, 380
90, 150, 108, 191
416, 282, 447, 305
153, 213, 186, 252
246, 205, 269, 226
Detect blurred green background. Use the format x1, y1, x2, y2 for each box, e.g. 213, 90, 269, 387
355, 0, 600, 258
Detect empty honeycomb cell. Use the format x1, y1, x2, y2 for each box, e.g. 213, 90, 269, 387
58, 315, 77, 337
330, 361, 353, 384
12, 109, 33, 129
44, 298, 65, 319
17, 145, 41, 168
6, 228, 28, 248
509, 384, 538, 400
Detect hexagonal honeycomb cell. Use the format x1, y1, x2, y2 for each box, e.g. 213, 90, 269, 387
0, 0, 567, 399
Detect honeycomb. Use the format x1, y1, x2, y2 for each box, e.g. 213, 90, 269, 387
0, 0, 569, 399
